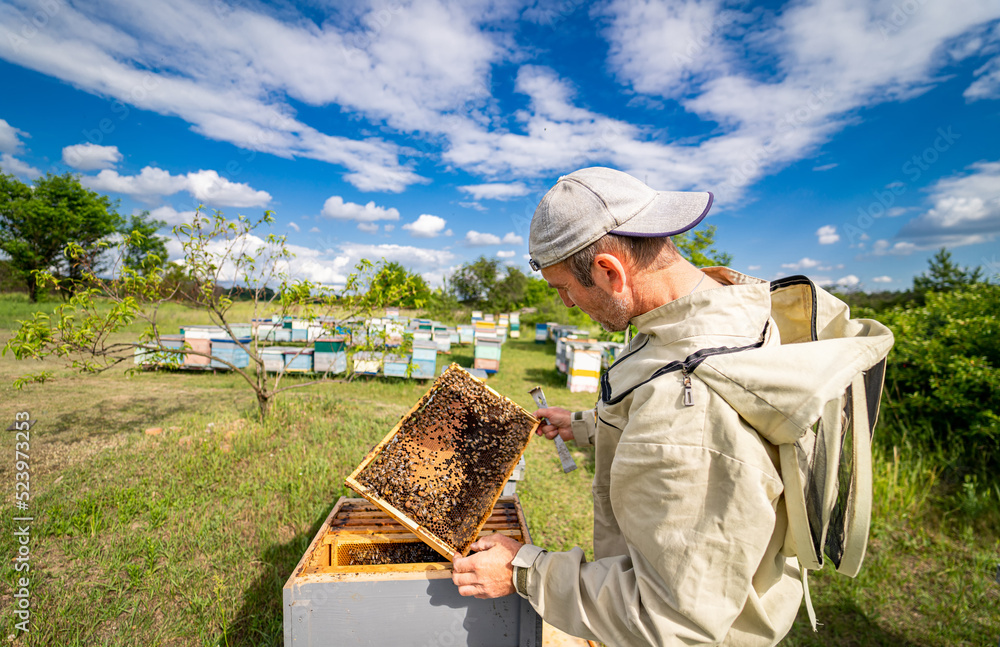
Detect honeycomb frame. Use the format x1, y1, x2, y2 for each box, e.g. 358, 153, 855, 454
345, 363, 539, 561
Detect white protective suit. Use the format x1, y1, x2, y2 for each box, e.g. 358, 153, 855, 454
512, 268, 894, 647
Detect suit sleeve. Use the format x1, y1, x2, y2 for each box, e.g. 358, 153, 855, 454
570, 409, 597, 447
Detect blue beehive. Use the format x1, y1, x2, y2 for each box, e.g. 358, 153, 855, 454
411, 340, 438, 379
383, 354, 410, 378
210, 338, 251, 369
283, 348, 314, 372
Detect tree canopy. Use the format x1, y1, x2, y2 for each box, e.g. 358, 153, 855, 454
0, 173, 171, 300
913, 247, 984, 294
0, 172, 122, 301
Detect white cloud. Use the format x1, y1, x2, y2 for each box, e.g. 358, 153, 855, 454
816, 225, 840, 244
813, 163, 838, 172
309, 226, 321, 234
836, 275, 860, 288
747, 264, 761, 271
357, 222, 379, 234
287, 221, 300, 232
82, 166, 271, 207
887, 207, 910, 217
459, 201, 487, 212
465, 230, 524, 246
84, 167, 187, 202
0, 121, 37, 178
0, 0, 498, 191
0, 153, 40, 179
897, 160, 1000, 248
496, 250, 516, 258
0, 119, 27, 154
458, 182, 531, 200
2, 0, 999, 202
873, 240, 918, 256
147, 205, 197, 226
62, 143, 122, 171
599, 0, 738, 99
781, 257, 822, 271
186, 169, 271, 207
384, 224, 395, 233
402, 214, 447, 238
338, 242, 458, 281
321, 196, 400, 223
163, 231, 354, 286
465, 230, 501, 245
965, 47, 1000, 101
872, 275, 893, 283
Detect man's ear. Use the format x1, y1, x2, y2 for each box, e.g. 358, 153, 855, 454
591, 253, 629, 295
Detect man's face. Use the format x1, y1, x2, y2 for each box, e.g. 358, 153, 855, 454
540, 262, 632, 332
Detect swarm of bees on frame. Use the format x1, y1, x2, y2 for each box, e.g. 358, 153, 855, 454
336, 540, 444, 566
353, 364, 534, 555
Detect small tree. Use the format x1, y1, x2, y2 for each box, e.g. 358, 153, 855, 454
490, 266, 528, 312
673, 224, 732, 268
450, 256, 500, 303
913, 247, 984, 294
3, 209, 426, 419
121, 211, 168, 275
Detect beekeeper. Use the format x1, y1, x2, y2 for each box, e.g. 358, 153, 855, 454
452, 167, 807, 646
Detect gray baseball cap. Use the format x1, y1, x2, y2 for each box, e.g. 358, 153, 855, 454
528, 167, 713, 271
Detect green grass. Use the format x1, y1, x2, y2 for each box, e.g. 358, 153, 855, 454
0, 311, 997, 646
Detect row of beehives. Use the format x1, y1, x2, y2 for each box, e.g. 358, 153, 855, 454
132, 314, 518, 376
470, 310, 521, 339
262, 339, 440, 379
531, 323, 626, 393
134, 334, 443, 379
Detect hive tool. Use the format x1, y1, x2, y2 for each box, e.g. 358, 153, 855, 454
529, 386, 577, 473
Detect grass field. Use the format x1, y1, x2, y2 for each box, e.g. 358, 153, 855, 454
0, 299, 997, 646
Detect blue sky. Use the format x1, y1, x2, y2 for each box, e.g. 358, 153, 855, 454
1, 0, 999, 290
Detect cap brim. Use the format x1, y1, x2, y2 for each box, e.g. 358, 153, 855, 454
610, 191, 713, 237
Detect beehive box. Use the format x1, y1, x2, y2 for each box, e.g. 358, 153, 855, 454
567, 342, 603, 393
183, 337, 211, 366
283, 496, 542, 646
345, 364, 538, 560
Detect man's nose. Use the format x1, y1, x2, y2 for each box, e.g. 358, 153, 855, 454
558, 289, 574, 307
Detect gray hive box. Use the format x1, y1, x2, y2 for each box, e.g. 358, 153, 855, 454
282, 496, 542, 646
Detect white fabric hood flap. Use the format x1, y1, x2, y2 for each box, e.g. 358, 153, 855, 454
695, 326, 893, 445
694, 275, 894, 445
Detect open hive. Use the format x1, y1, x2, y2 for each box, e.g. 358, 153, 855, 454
345, 363, 538, 560
299, 496, 531, 574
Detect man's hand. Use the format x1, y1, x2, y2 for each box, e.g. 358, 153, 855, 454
452, 533, 523, 599
534, 406, 574, 442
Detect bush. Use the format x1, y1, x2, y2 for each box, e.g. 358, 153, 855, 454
874, 283, 1000, 482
